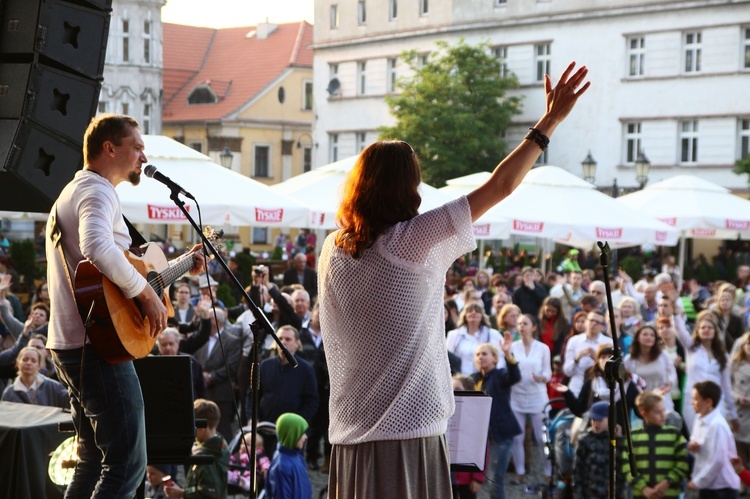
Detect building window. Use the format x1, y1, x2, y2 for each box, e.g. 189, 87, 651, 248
419, 0, 428, 16
303, 81, 313, 110
495, 46, 508, 78
330, 133, 339, 162
98, 101, 107, 113
252, 228, 268, 244
739, 119, 750, 159
329, 63, 339, 80
358, 0, 366, 24
387, 58, 398, 92
189, 141, 202, 153
627, 37, 645, 76
143, 104, 151, 134
534, 148, 548, 166
254, 145, 270, 177
187, 86, 218, 105
684, 31, 702, 73
330, 4, 339, 29
624, 122, 642, 163
122, 19, 130, 63
418, 53, 430, 68
121, 102, 129, 115
356, 132, 367, 152
743, 27, 750, 69
303, 147, 312, 172
534, 43, 551, 82
389, 0, 398, 20
495, 0, 508, 4
357, 61, 367, 95
680, 120, 699, 163
143, 20, 151, 64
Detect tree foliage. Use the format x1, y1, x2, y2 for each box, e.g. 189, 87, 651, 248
734, 155, 750, 185
379, 39, 522, 187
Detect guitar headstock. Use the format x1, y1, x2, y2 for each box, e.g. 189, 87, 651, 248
203, 226, 225, 253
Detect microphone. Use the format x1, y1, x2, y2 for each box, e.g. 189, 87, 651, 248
143, 164, 196, 200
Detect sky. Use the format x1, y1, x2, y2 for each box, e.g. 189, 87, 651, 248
161, 0, 314, 28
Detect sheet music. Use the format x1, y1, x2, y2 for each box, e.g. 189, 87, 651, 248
446, 392, 492, 471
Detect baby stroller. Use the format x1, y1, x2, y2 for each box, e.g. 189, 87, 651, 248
227, 422, 277, 498
540, 399, 576, 498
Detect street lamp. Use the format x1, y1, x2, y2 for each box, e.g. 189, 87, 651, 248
581, 151, 597, 183
219, 146, 233, 168
635, 150, 651, 189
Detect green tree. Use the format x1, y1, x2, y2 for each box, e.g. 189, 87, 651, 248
379, 39, 522, 187
734, 155, 750, 185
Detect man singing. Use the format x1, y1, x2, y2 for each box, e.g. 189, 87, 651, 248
46, 114, 205, 497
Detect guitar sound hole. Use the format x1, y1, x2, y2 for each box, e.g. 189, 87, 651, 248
146, 271, 163, 299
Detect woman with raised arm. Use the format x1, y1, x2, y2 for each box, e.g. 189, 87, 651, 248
318, 62, 589, 497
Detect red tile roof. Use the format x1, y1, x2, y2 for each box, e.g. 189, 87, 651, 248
163, 21, 313, 122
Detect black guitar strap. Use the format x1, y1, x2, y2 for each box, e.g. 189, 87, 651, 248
123, 216, 148, 247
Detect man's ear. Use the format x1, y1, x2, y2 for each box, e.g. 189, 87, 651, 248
101, 140, 116, 157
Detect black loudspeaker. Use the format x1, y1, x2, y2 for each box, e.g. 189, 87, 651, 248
134, 356, 197, 464
0, 0, 111, 79
0, 0, 111, 211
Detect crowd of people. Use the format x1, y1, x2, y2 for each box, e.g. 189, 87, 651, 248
3, 239, 750, 497
444, 260, 750, 498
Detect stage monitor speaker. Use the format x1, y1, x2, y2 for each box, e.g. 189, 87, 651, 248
134, 356, 197, 465
0, 0, 111, 80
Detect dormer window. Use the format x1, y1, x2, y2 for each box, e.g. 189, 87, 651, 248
187, 85, 218, 105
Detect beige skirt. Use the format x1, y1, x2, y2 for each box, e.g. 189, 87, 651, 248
327, 435, 452, 499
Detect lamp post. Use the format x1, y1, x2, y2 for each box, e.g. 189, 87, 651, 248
635, 150, 651, 189
219, 146, 233, 169
581, 151, 650, 197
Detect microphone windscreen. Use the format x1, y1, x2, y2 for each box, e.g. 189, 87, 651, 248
144, 164, 157, 178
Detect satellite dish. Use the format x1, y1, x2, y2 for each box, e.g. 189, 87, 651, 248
326, 78, 341, 96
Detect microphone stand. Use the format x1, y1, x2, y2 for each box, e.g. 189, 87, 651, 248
598, 241, 638, 499
167, 189, 297, 498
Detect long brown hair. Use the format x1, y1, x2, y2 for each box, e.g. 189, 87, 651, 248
539, 297, 567, 342
691, 310, 727, 371
629, 325, 661, 362
336, 141, 421, 257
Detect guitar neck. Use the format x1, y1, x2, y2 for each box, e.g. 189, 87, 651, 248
158, 253, 197, 291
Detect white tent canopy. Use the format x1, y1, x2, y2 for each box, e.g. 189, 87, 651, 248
117, 136, 311, 227
616, 175, 750, 240
269, 155, 481, 233
440, 166, 679, 248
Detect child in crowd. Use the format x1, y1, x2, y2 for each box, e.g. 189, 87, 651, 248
687, 381, 740, 498
145, 465, 175, 499
265, 412, 312, 499
572, 401, 616, 499
547, 355, 566, 418
227, 433, 271, 492
471, 335, 520, 499
165, 399, 230, 499
451, 374, 486, 499
622, 391, 688, 498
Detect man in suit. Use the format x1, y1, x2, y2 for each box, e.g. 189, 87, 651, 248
193, 307, 241, 441
283, 253, 318, 300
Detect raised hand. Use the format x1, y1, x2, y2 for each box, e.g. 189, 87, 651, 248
544, 62, 590, 125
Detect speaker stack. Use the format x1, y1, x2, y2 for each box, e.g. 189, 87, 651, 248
0, 0, 112, 212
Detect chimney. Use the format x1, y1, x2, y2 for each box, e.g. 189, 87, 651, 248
256, 18, 278, 40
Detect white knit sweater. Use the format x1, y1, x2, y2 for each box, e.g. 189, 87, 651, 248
318, 196, 475, 444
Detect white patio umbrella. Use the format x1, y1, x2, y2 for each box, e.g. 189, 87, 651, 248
270, 156, 501, 234
617, 175, 750, 273
440, 166, 679, 248
116, 136, 311, 227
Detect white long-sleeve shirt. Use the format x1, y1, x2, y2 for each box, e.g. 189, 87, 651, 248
445, 325, 503, 375
690, 407, 740, 490
562, 332, 613, 396
510, 339, 551, 413
46, 170, 148, 350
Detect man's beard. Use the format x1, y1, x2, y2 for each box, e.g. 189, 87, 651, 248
128, 170, 141, 185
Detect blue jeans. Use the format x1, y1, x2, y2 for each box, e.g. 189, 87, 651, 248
489, 436, 514, 499
52, 346, 147, 498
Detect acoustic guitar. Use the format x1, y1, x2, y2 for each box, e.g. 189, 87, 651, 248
74, 243, 201, 364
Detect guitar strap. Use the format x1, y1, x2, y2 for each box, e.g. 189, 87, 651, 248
49, 204, 78, 299
123, 216, 148, 247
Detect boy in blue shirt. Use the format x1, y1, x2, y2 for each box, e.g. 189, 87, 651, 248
266, 412, 312, 499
